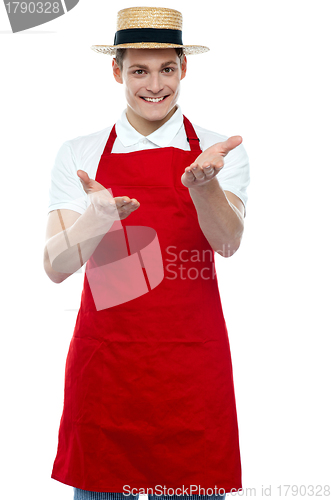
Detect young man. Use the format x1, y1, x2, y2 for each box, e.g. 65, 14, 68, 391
44, 7, 250, 500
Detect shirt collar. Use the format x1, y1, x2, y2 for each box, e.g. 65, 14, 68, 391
115, 105, 184, 147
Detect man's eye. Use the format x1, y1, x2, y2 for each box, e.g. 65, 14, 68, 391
162, 67, 174, 73
134, 70, 145, 75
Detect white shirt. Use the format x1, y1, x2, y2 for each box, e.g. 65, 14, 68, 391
47, 106, 250, 217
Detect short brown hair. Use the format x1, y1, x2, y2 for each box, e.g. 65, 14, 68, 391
114, 47, 185, 72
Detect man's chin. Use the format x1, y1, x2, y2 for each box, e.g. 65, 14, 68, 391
126, 102, 178, 132
139, 105, 176, 122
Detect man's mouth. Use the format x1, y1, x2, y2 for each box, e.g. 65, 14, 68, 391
140, 95, 169, 103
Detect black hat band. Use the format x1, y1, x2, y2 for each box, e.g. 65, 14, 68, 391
114, 28, 183, 46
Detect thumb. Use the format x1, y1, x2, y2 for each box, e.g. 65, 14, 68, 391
77, 169, 108, 195
77, 170, 95, 195
220, 136, 243, 156
77, 169, 90, 185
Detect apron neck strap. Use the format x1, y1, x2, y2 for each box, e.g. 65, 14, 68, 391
103, 124, 117, 155
103, 115, 201, 155
183, 115, 201, 152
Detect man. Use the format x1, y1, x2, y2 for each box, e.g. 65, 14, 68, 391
44, 7, 250, 500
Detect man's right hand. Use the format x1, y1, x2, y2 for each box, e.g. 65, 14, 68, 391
77, 170, 140, 220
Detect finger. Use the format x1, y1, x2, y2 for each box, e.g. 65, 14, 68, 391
209, 157, 224, 171
185, 163, 198, 172
202, 164, 216, 177
218, 136, 243, 156
77, 170, 90, 183
190, 166, 205, 181
184, 165, 197, 180
78, 172, 109, 196
77, 170, 97, 195
116, 197, 139, 210
117, 196, 131, 206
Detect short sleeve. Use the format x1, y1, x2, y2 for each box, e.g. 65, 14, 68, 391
216, 141, 250, 218
47, 141, 88, 215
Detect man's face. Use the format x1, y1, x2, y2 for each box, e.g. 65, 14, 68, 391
112, 48, 187, 131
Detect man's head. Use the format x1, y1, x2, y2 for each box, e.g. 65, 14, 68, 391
112, 48, 187, 135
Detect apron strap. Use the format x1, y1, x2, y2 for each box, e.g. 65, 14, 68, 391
103, 124, 117, 155
102, 115, 202, 155
183, 115, 202, 152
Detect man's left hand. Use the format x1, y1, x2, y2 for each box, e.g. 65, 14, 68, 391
181, 136, 243, 189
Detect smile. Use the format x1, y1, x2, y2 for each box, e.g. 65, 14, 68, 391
140, 96, 169, 103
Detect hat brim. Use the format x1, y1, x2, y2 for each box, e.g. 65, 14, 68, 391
91, 43, 209, 56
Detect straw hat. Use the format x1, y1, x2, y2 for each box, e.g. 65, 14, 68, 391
91, 7, 209, 56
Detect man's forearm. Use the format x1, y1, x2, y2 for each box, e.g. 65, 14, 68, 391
44, 205, 118, 283
188, 178, 244, 257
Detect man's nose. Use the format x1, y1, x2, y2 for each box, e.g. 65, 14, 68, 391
146, 73, 164, 94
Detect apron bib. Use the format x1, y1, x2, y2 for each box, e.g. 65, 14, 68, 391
51, 116, 242, 494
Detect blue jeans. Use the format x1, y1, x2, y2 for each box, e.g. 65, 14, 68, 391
73, 490, 226, 500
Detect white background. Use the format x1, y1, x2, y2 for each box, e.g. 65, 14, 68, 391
1, 0, 331, 499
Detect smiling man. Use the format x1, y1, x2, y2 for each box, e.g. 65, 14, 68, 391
45, 6, 250, 500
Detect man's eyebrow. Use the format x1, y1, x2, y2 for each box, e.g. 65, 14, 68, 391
128, 63, 149, 69
161, 60, 178, 67
128, 60, 178, 70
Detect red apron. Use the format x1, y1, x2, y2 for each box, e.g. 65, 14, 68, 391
51, 116, 242, 494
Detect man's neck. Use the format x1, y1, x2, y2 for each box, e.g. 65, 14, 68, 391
126, 106, 178, 136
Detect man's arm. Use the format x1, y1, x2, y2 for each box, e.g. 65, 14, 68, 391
43, 206, 118, 284
44, 171, 140, 284
44, 208, 82, 284
181, 136, 246, 257
188, 179, 244, 257
223, 190, 245, 219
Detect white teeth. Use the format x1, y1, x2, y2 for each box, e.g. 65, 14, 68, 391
142, 97, 165, 102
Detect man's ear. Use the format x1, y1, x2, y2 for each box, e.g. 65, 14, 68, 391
112, 59, 123, 84
180, 55, 187, 81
